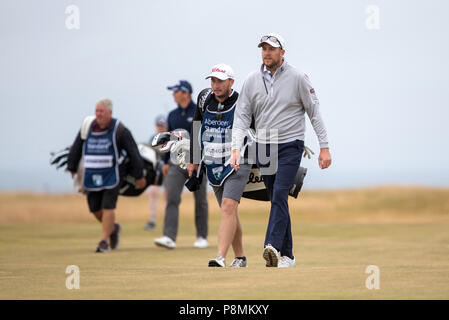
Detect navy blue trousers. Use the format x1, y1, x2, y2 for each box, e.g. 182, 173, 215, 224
257, 140, 304, 259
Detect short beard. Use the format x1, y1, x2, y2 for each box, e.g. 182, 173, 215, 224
215, 88, 231, 101
265, 59, 281, 72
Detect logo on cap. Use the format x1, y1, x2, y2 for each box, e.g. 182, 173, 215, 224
212, 67, 226, 73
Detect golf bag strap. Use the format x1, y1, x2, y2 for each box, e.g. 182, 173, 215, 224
197, 88, 213, 118
80, 116, 95, 140
80, 115, 125, 143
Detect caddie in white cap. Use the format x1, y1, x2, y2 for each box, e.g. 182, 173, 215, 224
186, 62, 253, 268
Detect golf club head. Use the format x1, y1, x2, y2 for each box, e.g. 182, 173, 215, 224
151, 130, 189, 153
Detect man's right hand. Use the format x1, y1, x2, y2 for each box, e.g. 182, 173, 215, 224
187, 164, 199, 178
230, 149, 240, 171
162, 164, 170, 177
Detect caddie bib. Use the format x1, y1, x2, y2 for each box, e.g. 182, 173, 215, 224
200, 105, 235, 186
82, 118, 120, 191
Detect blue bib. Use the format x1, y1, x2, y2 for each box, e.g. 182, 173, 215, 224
200, 105, 235, 186
82, 118, 120, 191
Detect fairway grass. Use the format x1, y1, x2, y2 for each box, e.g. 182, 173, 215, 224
0, 187, 448, 299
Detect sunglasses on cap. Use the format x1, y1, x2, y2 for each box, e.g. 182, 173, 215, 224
260, 35, 282, 49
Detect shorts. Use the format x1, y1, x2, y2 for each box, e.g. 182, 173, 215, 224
86, 186, 119, 213
212, 163, 252, 207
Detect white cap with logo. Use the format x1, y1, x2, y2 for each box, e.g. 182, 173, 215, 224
258, 33, 286, 49
205, 63, 235, 81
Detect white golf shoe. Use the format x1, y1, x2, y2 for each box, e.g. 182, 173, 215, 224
230, 257, 247, 268
278, 256, 296, 268
263, 244, 280, 267
193, 237, 209, 248
154, 236, 176, 249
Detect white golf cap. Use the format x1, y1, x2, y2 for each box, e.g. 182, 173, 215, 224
205, 63, 235, 80
258, 33, 286, 49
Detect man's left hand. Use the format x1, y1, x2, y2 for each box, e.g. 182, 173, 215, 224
135, 177, 147, 189
318, 148, 332, 169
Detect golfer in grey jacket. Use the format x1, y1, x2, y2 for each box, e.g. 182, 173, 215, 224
230, 33, 332, 268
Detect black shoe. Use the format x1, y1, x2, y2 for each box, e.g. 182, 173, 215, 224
95, 239, 110, 253
109, 223, 121, 250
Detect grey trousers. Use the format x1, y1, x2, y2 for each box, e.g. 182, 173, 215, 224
162, 164, 208, 241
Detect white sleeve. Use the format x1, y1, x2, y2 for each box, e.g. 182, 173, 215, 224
232, 79, 253, 151
299, 74, 329, 149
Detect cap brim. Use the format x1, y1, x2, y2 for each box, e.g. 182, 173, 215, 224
258, 40, 281, 48
167, 85, 180, 91
205, 72, 233, 81
167, 85, 191, 92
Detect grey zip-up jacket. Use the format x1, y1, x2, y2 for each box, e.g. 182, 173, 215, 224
232, 61, 329, 150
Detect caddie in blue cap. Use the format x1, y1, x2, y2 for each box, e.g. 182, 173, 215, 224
154, 78, 209, 250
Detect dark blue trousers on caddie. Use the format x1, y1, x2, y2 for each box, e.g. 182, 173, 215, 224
257, 140, 304, 259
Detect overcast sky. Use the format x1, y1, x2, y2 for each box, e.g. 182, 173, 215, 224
0, 0, 448, 192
